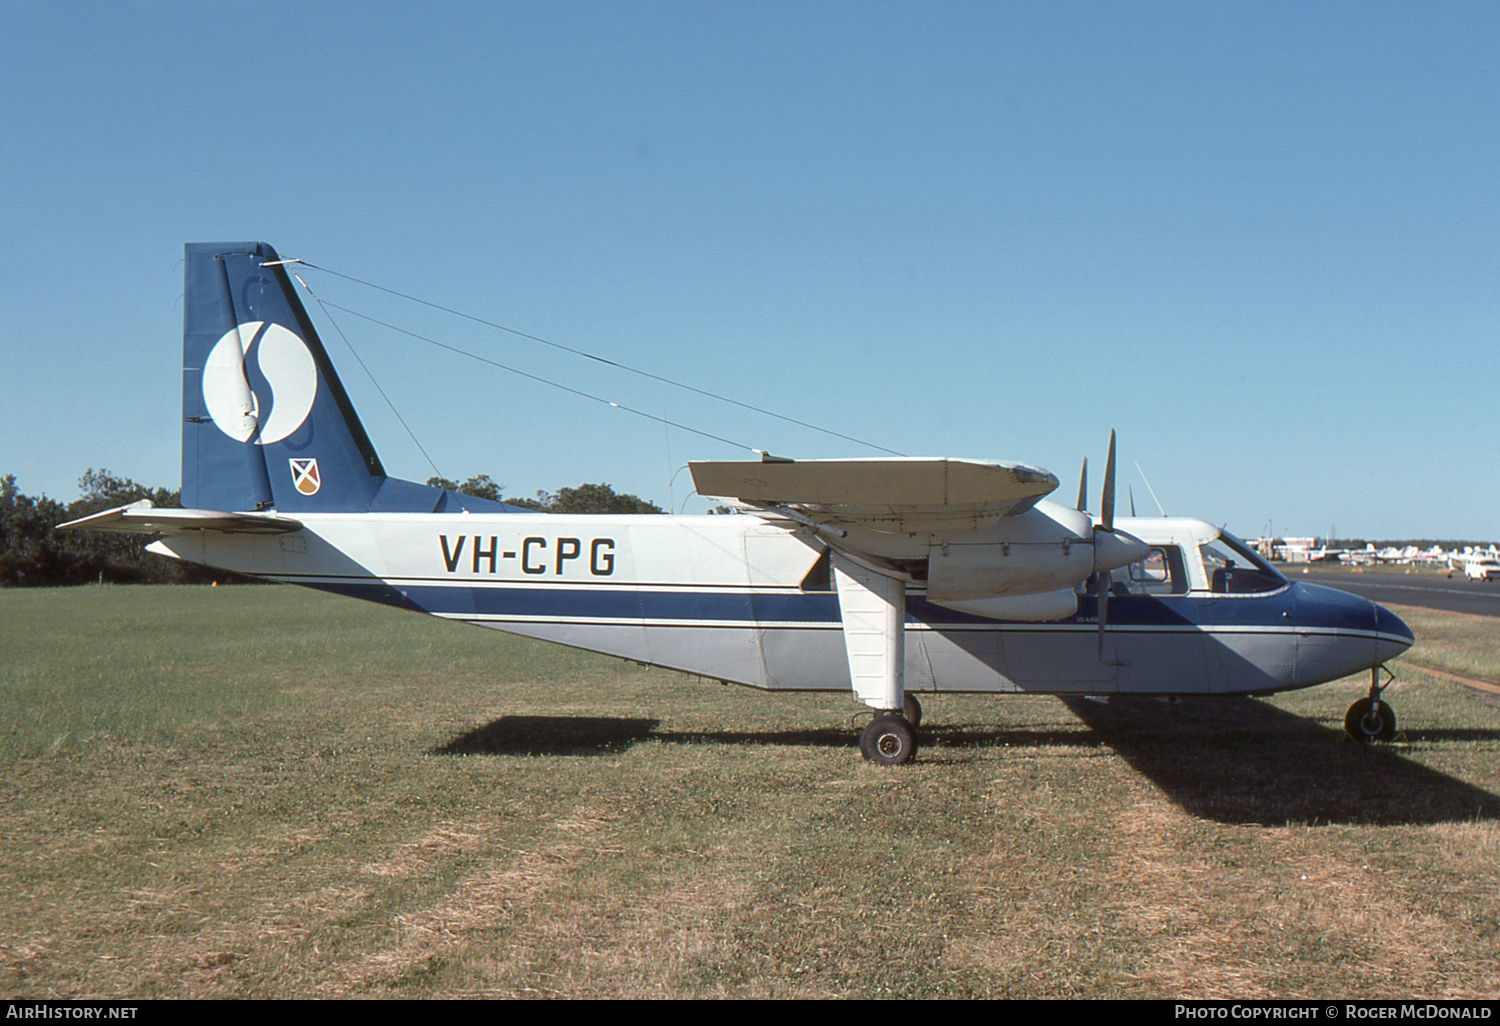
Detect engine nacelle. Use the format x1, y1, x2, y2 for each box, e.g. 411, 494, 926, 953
924, 500, 1148, 603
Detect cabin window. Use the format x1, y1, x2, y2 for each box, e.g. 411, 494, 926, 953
1113, 546, 1187, 596
1198, 533, 1287, 594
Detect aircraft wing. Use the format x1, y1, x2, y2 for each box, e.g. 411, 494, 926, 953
57, 500, 303, 536
689, 457, 1059, 532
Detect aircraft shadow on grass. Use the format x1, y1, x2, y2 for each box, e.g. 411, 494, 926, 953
434, 716, 661, 757
435, 702, 1500, 828
434, 715, 879, 756
433, 714, 1088, 759
1059, 696, 1500, 826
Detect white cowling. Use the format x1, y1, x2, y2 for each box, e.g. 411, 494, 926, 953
922, 499, 1149, 618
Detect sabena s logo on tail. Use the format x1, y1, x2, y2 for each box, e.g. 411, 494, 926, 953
202, 322, 318, 444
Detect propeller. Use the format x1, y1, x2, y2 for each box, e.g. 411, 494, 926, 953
1100, 430, 1116, 533
1095, 432, 1116, 660
1079, 431, 1145, 664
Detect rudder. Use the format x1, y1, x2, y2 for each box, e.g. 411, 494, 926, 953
182, 242, 389, 513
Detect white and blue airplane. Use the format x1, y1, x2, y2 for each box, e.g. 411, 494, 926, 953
62, 242, 1415, 764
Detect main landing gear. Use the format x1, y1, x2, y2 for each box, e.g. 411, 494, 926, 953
858, 695, 924, 766
1344, 664, 1398, 742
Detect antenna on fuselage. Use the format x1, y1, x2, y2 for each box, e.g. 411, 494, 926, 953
1135, 461, 1167, 517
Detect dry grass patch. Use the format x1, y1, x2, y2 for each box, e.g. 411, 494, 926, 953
325, 800, 763, 998
1106, 798, 1279, 999
3, 587, 1500, 998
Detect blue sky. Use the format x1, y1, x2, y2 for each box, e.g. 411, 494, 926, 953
3, 0, 1496, 539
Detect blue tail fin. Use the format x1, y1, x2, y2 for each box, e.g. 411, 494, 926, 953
181, 242, 507, 515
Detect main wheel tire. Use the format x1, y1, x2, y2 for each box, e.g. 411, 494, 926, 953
902, 693, 923, 730
1345, 698, 1397, 742
860, 714, 917, 766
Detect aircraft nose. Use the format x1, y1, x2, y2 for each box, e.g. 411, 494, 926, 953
1373, 601, 1415, 663
1291, 582, 1415, 686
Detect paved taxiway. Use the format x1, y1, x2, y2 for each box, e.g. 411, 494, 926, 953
1292, 568, 1500, 618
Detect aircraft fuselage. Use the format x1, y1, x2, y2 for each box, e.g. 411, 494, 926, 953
149, 510, 1412, 699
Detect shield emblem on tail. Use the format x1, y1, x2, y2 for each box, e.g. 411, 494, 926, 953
290, 458, 321, 495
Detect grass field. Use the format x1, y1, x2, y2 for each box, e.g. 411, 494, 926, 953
2, 585, 1498, 998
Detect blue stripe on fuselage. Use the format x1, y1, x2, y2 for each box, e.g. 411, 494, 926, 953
416, 583, 837, 623
273, 576, 1378, 635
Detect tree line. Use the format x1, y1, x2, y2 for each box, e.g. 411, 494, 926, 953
423, 476, 664, 514
0, 470, 228, 587
2, 471, 666, 587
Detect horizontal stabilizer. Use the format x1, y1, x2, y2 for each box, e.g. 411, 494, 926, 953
57, 500, 303, 536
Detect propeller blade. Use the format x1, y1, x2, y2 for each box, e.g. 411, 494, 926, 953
1095, 430, 1119, 663
1076, 458, 1088, 513
1096, 570, 1110, 661
1100, 430, 1117, 533
1130, 486, 1137, 518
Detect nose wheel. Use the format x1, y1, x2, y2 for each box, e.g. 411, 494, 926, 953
1344, 665, 1398, 742
1344, 697, 1397, 742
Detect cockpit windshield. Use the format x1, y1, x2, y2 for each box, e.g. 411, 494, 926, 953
1198, 531, 1287, 594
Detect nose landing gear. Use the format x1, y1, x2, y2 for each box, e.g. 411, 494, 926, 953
1345, 697, 1397, 742
1344, 665, 1399, 743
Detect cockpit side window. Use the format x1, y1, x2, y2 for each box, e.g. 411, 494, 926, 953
1198, 533, 1287, 594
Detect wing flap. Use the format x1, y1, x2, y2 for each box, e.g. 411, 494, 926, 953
57, 501, 303, 536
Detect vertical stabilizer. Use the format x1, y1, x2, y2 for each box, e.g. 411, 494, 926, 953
182, 242, 388, 513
